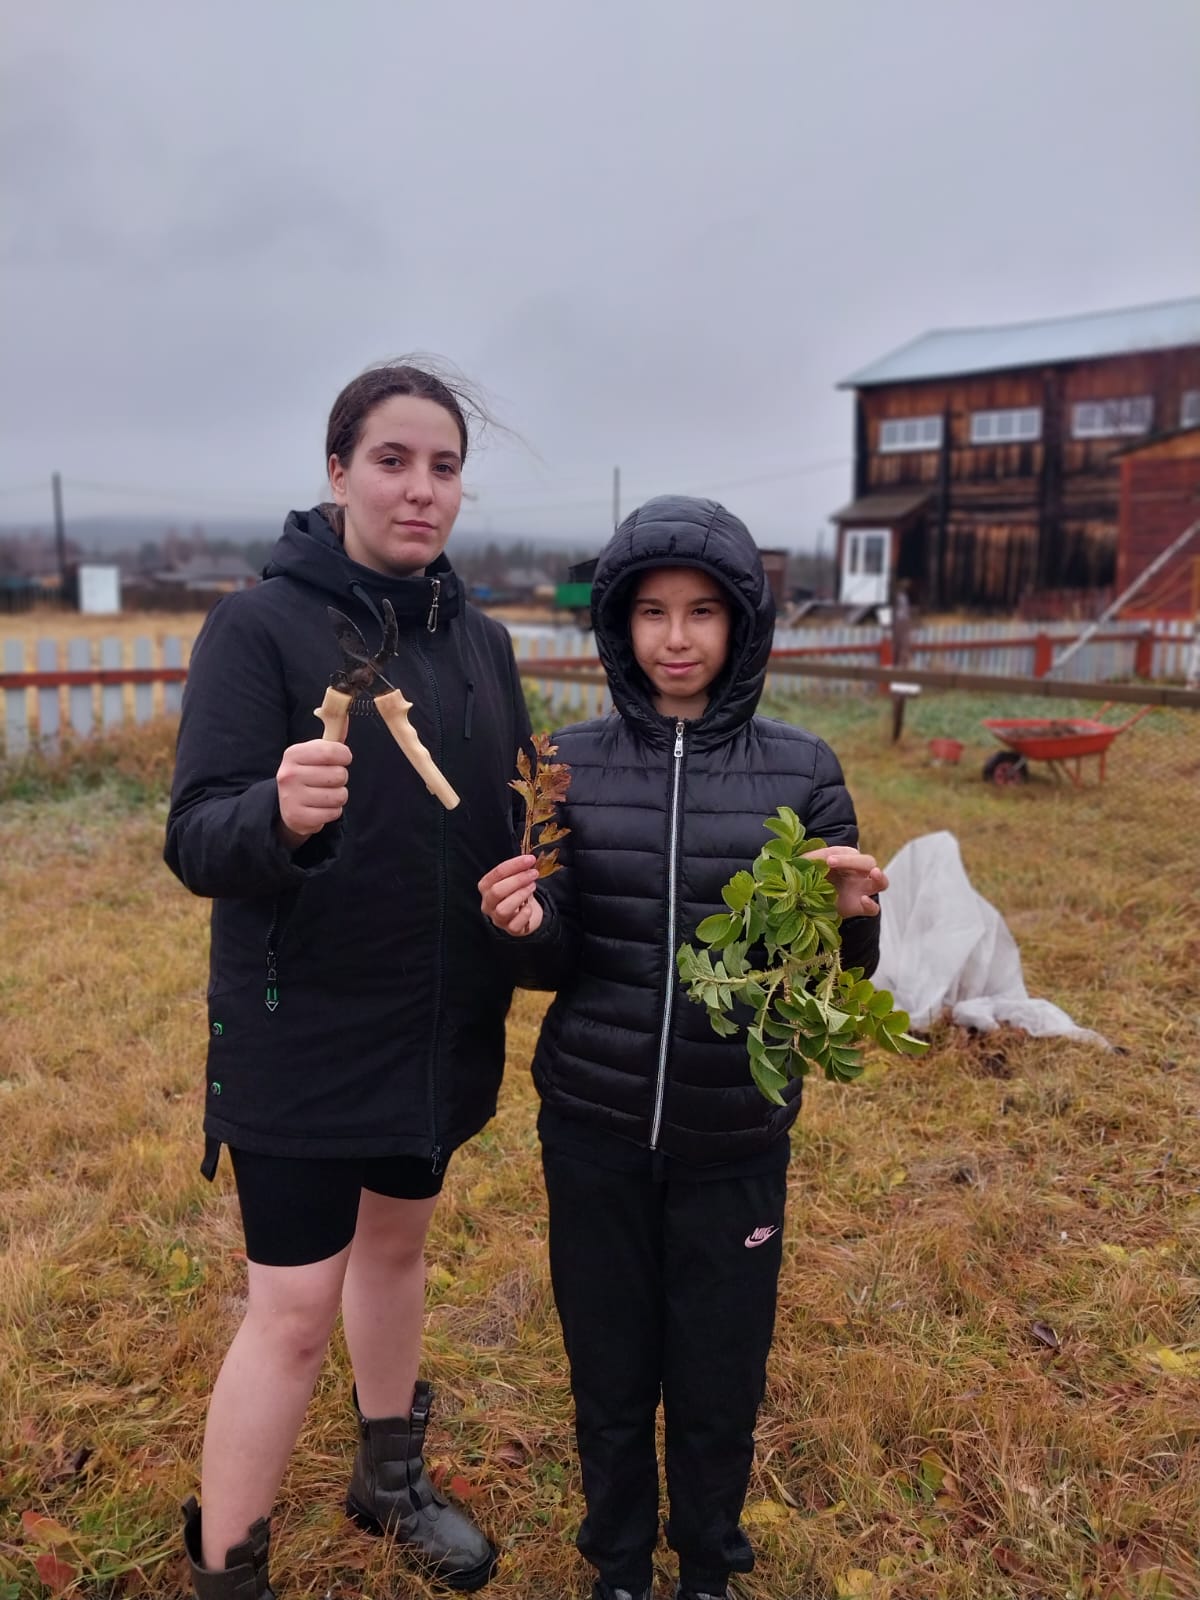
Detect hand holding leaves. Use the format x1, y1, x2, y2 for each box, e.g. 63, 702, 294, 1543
510, 732, 572, 878
676, 806, 927, 1104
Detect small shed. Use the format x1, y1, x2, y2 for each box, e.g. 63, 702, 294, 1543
830, 490, 932, 608
77, 564, 122, 614
1115, 427, 1200, 617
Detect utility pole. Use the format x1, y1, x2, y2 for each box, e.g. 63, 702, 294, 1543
612, 465, 621, 530
52, 471, 68, 588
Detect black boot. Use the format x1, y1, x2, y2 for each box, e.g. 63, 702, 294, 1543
181, 1497, 275, 1599
346, 1380, 498, 1591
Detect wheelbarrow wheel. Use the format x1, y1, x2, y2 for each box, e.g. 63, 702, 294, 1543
983, 750, 1028, 786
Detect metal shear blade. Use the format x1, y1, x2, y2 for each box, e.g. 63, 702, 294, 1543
326, 601, 399, 698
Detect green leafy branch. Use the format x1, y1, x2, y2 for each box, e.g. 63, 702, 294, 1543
676, 805, 928, 1105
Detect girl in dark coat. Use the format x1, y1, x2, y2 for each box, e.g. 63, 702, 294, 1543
166, 362, 529, 1597
480, 496, 888, 1600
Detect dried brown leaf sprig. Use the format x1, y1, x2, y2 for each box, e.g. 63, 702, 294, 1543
510, 732, 572, 878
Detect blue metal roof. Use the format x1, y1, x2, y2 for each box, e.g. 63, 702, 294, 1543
840, 296, 1200, 389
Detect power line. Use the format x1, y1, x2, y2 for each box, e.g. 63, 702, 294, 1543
470, 455, 851, 518
63, 478, 287, 515
3, 449, 852, 525
0, 482, 55, 499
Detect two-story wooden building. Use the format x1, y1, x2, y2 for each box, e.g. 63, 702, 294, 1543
832, 297, 1200, 611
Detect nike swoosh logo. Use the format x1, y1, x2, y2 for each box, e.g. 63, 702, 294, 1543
744, 1225, 780, 1248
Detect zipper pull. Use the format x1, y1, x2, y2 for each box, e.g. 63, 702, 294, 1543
673, 719, 685, 758
426, 577, 441, 633
265, 949, 279, 1012
430, 1145, 444, 1176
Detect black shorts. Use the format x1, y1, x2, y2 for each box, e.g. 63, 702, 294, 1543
229, 1148, 447, 1268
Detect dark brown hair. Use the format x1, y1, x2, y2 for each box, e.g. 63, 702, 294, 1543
325, 357, 481, 468
321, 356, 491, 539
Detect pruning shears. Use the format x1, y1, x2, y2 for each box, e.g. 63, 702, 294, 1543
314, 600, 460, 810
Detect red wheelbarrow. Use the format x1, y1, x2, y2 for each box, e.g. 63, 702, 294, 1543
980, 702, 1156, 787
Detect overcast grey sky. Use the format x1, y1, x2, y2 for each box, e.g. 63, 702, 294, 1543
2, 0, 1198, 549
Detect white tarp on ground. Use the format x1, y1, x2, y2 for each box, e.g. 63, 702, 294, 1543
873, 830, 1108, 1046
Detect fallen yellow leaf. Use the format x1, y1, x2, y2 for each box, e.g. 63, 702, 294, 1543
21, 1512, 74, 1547
1138, 1345, 1200, 1374
741, 1498, 790, 1526
835, 1569, 891, 1599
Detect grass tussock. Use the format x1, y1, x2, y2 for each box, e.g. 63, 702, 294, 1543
1, 702, 1197, 1600
0, 719, 177, 808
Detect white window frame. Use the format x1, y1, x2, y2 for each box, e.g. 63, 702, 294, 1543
879, 415, 943, 454
1072, 396, 1154, 439
970, 407, 1042, 444
860, 532, 887, 575
1181, 390, 1200, 429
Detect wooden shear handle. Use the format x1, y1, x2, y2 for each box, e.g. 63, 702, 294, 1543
314, 686, 353, 744
375, 690, 461, 810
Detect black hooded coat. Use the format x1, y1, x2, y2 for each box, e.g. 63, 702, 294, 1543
526, 496, 880, 1166
164, 507, 531, 1167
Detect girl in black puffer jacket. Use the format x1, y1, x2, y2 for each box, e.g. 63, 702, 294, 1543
481, 496, 888, 1600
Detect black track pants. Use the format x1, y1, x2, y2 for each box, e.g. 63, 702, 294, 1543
542, 1144, 786, 1594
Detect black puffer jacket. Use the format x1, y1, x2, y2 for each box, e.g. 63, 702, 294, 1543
527, 496, 880, 1166
164, 508, 530, 1166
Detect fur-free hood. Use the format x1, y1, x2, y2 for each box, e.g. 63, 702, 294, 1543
590, 495, 775, 750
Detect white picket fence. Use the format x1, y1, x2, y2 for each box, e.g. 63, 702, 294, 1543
509, 616, 1197, 716
1, 617, 1195, 756
1, 634, 190, 757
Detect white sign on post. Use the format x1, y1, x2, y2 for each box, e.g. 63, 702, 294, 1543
77, 564, 121, 614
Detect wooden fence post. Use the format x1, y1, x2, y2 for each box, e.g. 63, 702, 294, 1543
1133, 627, 1154, 680
68, 639, 93, 738
877, 637, 893, 695
3, 640, 28, 757
133, 639, 153, 723
163, 638, 184, 714
100, 638, 123, 728
36, 639, 59, 751
1032, 632, 1053, 678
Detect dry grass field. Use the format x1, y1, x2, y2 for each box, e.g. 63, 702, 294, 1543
0, 610, 205, 648
0, 691, 1197, 1599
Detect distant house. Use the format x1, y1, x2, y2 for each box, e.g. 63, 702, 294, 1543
832, 297, 1200, 612
152, 552, 259, 593
501, 566, 557, 602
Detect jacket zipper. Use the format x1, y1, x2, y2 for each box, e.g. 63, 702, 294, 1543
463, 679, 475, 740
265, 901, 280, 1012
649, 719, 687, 1150
426, 578, 441, 633
415, 633, 448, 1169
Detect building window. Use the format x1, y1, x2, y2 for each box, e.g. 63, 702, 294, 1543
1182, 390, 1200, 428
861, 533, 886, 575
879, 415, 943, 453
1071, 397, 1154, 438
970, 407, 1042, 444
